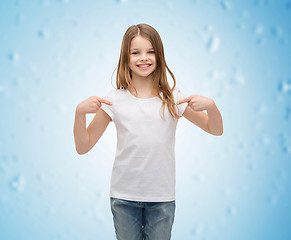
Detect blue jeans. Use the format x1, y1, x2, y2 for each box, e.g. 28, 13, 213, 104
110, 197, 176, 240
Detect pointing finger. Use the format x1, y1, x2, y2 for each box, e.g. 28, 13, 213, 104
99, 98, 112, 106
176, 96, 191, 105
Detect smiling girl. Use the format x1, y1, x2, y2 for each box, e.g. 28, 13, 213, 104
73, 23, 223, 240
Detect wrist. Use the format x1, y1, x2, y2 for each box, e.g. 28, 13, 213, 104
76, 105, 86, 115
207, 99, 216, 111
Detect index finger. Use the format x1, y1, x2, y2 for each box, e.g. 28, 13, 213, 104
98, 98, 112, 106
176, 96, 191, 105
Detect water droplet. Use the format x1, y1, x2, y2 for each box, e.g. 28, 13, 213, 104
247, 162, 256, 171
242, 10, 250, 18
58, 103, 68, 113
76, 171, 85, 180
203, 25, 213, 32
254, 0, 269, 6
9, 175, 25, 192
0, 164, 7, 173
13, 9, 22, 23
190, 0, 199, 4
256, 104, 268, 114
279, 133, 289, 154
96, 191, 101, 200
284, 105, 290, 121
236, 22, 246, 30
256, 37, 264, 45
82, 208, 89, 216
210, 71, 222, 80
115, 0, 128, 3
1, 155, 8, 162
278, 79, 291, 94
227, 206, 237, 215
255, 25, 264, 35
25, 116, 31, 123
258, 135, 271, 146
231, 73, 245, 85
36, 174, 43, 182
12, 155, 19, 162
190, 224, 204, 236
11, 77, 23, 87
220, 0, 231, 10
206, 35, 220, 53
271, 26, 283, 36
193, 174, 205, 182
37, 189, 45, 198
38, 124, 46, 133
254, 25, 265, 45
8, 52, 20, 62
37, 29, 49, 39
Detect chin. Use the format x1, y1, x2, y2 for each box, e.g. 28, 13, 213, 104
139, 73, 153, 78
133, 71, 154, 78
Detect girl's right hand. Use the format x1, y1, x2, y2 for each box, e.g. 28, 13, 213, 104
76, 96, 112, 115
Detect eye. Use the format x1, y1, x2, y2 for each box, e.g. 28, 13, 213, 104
131, 52, 138, 55
149, 51, 155, 54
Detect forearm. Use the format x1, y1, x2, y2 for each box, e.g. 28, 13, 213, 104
73, 108, 90, 154
206, 100, 223, 136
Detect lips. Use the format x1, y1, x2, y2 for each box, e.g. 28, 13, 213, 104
137, 64, 152, 68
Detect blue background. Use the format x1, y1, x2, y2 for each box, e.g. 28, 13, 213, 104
1, 0, 291, 239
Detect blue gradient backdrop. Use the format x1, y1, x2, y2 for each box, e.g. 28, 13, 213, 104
1, 0, 291, 239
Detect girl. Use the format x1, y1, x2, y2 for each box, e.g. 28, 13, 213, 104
74, 23, 223, 240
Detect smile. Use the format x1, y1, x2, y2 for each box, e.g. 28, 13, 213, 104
137, 64, 152, 69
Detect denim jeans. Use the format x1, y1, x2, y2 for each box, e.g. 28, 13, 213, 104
110, 197, 176, 240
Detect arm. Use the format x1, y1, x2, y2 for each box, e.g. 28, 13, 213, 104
182, 106, 213, 134
178, 96, 223, 136
73, 96, 112, 155
206, 100, 223, 136
86, 108, 112, 152
73, 108, 112, 155
73, 109, 90, 155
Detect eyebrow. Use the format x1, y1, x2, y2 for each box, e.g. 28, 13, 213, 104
130, 48, 154, 51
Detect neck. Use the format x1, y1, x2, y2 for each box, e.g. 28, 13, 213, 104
128, 73, 155, 95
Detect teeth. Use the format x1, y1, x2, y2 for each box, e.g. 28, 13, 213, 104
138, 64, 150, 68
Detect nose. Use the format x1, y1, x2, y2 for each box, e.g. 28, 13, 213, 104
139, 52, 148, 61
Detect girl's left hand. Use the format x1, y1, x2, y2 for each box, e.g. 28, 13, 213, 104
176, 95, 214, 112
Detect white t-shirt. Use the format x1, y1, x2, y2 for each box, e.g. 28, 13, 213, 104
100, 87, 188, 202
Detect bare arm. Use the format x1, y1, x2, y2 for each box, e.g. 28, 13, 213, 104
182, 106, 212, 134
73, 108, 90, 155
178, 95, 223, 136
73, 96, 112, 155
206, 100, 223, 136
86, 108, 111, 153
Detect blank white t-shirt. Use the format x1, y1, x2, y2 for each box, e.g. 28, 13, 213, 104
100, 87, 188, 202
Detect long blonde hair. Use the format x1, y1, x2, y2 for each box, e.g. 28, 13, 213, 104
112, 23, 182, 120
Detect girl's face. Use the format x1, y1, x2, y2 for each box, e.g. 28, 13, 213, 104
128, 35, 156, 79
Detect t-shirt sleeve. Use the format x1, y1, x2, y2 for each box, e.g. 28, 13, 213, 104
100, 90, 115, 121
173, 88, 188, 117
